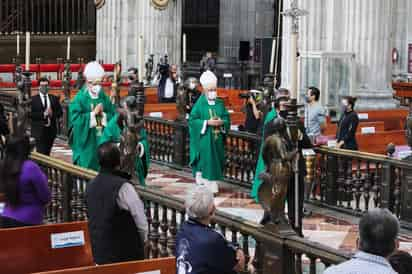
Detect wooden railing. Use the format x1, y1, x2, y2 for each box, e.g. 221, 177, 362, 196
28, 152, 350, 274
2, 88, 412, 227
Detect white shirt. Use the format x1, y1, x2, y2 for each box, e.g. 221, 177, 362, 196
164, 78, 175, 98
116, 182, 149, 242
40, 93, 51, 110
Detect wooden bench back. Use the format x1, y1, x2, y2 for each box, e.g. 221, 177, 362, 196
0, 221, 94, 274
324, 121, 386, 136
33, 257, 176, 274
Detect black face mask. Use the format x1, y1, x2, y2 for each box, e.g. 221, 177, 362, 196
279, 110, 288, 119
128, 75, 136, 81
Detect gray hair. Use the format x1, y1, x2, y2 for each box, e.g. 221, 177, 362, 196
185, 186, 214, 220
359, 208, 400, 257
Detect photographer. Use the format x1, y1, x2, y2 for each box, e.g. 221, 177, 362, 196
240, 90, 263, 134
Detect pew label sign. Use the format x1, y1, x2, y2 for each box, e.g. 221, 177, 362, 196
51, 231, 85, 249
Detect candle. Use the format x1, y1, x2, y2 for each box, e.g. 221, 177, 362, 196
115, 37, 119, 62
17, 34, 20, 56
290, 32, 298, 99
165, 36, 168, 55
269, 38, 276, 74
25, 32, 30, 71
67, 36, 71, 60
183, 33, 187, 64
138, 36, 143, 81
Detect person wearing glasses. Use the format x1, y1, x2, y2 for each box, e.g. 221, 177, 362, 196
69, 61, 116, 171
158, 64, 181, 103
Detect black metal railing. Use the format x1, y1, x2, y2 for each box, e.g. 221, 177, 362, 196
28, 152, 350, 274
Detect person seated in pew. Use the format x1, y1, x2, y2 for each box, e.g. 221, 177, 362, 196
336, 96, 359, 150
0, 135, 51, 228
176, 185, 245, 274
86, 142, 148, 265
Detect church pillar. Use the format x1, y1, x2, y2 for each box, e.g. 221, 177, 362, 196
281, 0, 398, 110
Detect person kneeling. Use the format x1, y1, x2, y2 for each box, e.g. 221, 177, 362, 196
175, 185, 245, 274
86, 142, 148, 264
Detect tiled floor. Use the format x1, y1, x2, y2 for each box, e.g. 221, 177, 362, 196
49, 139, 412, 256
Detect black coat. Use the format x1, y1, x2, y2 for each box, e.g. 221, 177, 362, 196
31, 94, 62, 139
336, 111, 359, 150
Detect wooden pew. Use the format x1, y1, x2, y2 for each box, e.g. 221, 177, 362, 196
357, 109, 408, 131
356, 130, 406, 154
33, 257, 176, 274
0, 221, 94, 274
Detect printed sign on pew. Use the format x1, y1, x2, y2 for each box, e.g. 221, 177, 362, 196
51, 230, 85, 249
137, 271, 160, 274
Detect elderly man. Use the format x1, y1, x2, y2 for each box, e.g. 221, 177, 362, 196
324, 208, 399, 274
69, 61, 116, 170
189, 70, 230, 194
86, 142, 148, 264
158, 64, 181, 103
175, 186, 245, 274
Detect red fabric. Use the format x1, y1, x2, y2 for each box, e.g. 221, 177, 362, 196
21, 64, 39, 72
102, 64, 115, 71
70, 64, 85, 72
39, 64, 64, 72
0, 64, 16, 73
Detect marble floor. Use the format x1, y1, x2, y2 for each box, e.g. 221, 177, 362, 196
49, 139, 412, 256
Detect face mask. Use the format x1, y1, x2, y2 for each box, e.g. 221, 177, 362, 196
207, 90, 217, 100
305, 95, 310, 103
39, 86, 48, 94
128, 75, 136, 81
341, 100, 348, 113
279, 110, 288, 119
90, 85, 101, 95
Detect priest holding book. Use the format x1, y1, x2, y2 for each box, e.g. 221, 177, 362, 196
189, 70, 230, 194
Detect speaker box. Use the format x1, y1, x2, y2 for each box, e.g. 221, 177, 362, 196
239, 41, 250, 61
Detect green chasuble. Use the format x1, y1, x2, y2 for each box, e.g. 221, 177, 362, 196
99, 113, 150, 186
189, 95, 231, 181
69, 86, 116, 171
251, 109, 278, 202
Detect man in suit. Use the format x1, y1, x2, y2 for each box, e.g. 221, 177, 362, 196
31, 77, 63, 155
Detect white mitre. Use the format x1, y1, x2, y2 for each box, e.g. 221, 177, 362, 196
84, 61, 105, 82
200, 70, 217, 90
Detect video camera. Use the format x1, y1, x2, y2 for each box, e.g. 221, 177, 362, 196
238, 90, 262, 101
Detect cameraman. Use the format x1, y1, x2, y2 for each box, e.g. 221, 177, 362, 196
241, 90, 262, 134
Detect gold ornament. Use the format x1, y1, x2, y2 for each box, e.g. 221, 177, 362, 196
95, 0, 106, 10
151, 0, 170, 10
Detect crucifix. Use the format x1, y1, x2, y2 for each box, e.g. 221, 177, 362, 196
282, 0, 308, 232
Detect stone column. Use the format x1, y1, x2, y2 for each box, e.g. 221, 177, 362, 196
281, 0, 399, 110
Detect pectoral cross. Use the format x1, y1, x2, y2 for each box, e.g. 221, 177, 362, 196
209, 109, 220, 140
91, 103, 103, 136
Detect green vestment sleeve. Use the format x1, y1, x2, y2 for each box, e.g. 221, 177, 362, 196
251, 109, 277, 202
189, 95, 231, 181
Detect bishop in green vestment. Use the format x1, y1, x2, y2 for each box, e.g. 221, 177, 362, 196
69, 61, 116, 171
189, 70, 230, 193
99, 113, 150, 186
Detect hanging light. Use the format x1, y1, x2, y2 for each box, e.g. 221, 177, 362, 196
151, 0, 170, 10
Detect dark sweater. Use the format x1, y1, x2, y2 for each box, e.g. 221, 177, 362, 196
336, 110, 359, 150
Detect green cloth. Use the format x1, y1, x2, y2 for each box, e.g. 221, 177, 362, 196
251, 109, 277, 202
99, 113, 150, 186
189, 95, 230, 181
68, 86, 116, 171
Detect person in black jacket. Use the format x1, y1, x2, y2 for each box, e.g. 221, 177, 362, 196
31, 77, 62, 155
336, 96, 359, 150
86, 142, 148, 265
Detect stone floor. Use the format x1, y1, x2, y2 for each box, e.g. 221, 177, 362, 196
49, 139, 412, 257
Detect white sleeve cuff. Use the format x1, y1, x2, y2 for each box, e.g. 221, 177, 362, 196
201, 120, 208, 135
90, 112, 97, 128
101, 112, 107, 127
138, 142, 145, 158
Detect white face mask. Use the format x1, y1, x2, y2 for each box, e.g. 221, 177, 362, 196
89, 85, 101, 96
207, 90, 217, 100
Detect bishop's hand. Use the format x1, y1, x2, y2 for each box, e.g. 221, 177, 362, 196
207, 118, 224, 127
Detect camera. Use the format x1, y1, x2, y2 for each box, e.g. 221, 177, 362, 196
239, 92, 255, 100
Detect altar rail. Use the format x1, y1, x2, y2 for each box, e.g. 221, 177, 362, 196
29, 152, 349, 274
2, 89, 412, 226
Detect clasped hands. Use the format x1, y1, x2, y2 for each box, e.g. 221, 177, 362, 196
93, 103, 104, 115
207, 118, 224, 127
